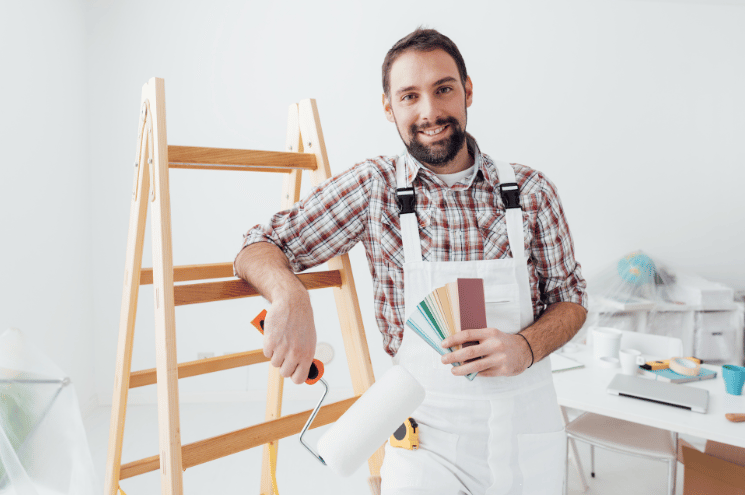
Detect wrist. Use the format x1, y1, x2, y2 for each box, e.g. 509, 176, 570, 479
516, 332, 534, 369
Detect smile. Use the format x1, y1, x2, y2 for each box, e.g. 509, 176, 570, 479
420, 125, 448, 137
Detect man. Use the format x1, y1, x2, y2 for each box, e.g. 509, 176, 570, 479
235, 28, 587, 495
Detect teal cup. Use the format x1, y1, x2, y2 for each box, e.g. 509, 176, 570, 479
722, 364, 745, 396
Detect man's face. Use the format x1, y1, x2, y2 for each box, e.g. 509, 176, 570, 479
383, 49, 473, 170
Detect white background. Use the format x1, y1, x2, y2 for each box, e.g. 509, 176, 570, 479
1, 0, 744, 410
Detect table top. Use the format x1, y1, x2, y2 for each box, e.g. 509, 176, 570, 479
551, 344, 745, 448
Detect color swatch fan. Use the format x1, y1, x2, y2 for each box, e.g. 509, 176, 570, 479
405, 278, 487, 381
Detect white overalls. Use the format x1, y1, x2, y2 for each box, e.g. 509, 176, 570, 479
380, 154, 566, 495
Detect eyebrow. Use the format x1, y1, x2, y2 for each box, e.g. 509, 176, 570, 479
394, 76, 458, 97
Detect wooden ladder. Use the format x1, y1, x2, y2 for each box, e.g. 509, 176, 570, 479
104, 77, 383, 495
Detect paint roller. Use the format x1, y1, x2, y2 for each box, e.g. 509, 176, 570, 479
252, 310, 425, 477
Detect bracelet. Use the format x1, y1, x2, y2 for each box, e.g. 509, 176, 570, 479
517, 333, 534, 368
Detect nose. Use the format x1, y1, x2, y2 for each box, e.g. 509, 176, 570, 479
418, 94, 441, 125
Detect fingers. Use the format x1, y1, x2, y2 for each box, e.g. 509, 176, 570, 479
441, 340, 487, 364
291, 361, 312, 385
440, 330, 527, 377
441, 328, 492, 349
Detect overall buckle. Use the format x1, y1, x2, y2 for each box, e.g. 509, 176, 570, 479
397, 187, 416, 214
499, 182, 520, 209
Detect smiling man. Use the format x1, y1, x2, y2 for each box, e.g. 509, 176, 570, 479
235, 28, 587, 494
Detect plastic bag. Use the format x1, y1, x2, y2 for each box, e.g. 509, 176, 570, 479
0, 328, 98, 495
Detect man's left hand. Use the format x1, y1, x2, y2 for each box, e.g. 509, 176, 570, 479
440, 328, 532, 377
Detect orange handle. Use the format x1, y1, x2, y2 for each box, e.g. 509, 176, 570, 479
726, 413, 745, 423
251, 310, 324, 385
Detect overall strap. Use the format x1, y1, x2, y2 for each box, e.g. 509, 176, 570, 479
495, 160, 535, 326
494, 161, 526, 261
395, 155, 423, 263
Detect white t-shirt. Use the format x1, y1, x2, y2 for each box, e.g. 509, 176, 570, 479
434, 164, 477, 187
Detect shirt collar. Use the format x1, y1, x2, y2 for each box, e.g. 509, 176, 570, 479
402, 134, 487, 188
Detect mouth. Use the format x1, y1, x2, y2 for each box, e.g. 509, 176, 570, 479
419, 124, 449, 138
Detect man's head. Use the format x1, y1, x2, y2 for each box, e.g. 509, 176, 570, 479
382, 28, 473, 172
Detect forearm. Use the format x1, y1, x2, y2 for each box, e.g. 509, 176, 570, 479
234, 242, 309, 303
234, 241, 316, 384
519, 302, 587, 364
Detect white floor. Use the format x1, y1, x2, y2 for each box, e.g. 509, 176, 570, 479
84, 401, 703, 494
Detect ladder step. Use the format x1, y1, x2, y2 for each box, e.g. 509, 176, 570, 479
168, 145, 317, 173
119, 395, 360, 479
140, 262, 234, 285
173, 270, 343, 306
129, 350, 269, 388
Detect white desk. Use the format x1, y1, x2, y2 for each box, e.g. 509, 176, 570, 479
552, 345, 745, 448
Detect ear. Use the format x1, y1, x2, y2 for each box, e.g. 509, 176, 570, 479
465, 76, 473, 108
382, 93, 395, 123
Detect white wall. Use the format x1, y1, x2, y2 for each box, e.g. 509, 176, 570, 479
0, 0, 95, 409
6, 0, 744, 406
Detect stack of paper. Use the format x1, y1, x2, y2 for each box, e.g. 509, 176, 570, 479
405, 278, 486, 381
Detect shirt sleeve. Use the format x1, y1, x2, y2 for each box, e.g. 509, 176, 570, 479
531, 174, 588, 309
234, 161, 374, 274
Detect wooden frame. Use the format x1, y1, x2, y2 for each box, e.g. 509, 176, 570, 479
104, 78, 382, 495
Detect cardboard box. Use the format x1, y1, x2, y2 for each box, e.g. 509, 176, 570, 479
680, 439, 745, 494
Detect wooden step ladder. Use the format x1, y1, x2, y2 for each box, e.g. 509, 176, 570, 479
104, 77, 384, 495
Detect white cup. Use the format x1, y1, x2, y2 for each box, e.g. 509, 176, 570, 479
592, 327, 622, 362
619, 348, 646, 375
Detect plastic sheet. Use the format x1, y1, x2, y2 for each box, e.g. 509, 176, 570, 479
0, 328, 97, 495
573, 251, 686, 344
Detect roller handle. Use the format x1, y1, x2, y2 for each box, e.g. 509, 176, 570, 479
726, 413, 745, 423
251, 309, 324, 385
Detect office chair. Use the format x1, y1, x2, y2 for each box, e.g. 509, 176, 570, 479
564, 330, 683, 495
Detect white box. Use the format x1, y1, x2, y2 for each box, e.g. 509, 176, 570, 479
669, 273, 734, 310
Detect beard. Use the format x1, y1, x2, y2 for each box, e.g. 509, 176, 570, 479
404, 116, 467, 167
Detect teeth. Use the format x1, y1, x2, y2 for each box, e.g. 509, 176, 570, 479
422, 126, 446, 136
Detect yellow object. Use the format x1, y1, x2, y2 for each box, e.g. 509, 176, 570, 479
390, 418, 419, 450
269, 441, 279, 495
641, 356, 702, 371
118, 487, 127, 495
642, 359, 671, 370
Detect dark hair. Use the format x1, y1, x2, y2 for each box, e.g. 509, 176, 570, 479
382, 28, 468, 98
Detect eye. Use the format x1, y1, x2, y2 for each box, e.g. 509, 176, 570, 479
401, 94, 416, 102
437, 86, 453, 95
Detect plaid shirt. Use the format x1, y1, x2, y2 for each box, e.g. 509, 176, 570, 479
237, 138, 587, 357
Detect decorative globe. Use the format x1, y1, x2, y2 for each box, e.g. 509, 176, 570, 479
617, 252, 656, 285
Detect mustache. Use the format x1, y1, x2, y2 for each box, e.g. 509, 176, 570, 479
410, 116, 459, 133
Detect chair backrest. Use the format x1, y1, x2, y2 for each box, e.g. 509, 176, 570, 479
585, 327, 684, 359
618, 329, 683, 358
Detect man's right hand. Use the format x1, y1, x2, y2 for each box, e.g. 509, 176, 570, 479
262, 289, 317, 385
234, 242, 318, 385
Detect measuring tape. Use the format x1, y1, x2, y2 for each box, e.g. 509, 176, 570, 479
390, 417, 419, 450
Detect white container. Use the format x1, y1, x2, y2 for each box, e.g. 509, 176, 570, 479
619, 348, 645, 375
592, 327, 622, 362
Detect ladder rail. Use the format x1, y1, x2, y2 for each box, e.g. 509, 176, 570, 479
103, 100, 152, 495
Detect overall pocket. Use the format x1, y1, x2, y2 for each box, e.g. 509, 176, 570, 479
516, 428, 566, 494
484, 283, 521, 334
